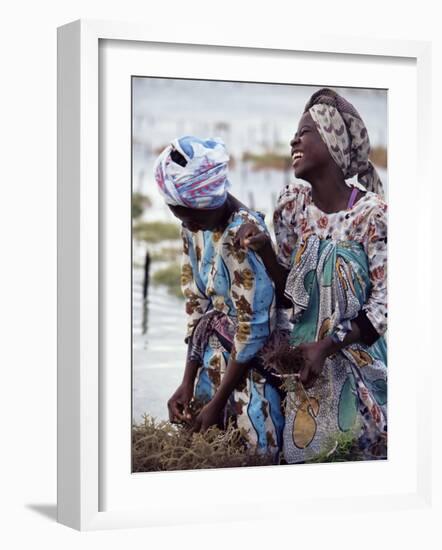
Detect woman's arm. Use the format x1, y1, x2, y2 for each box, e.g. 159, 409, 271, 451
361, 206, 388, 341
333, 205, 388, 348
192, 356, 251, 431
226, 220, 277, 364
180, 227, 211, 340
167, 358, 199, 423
235, 187, 301, 305
297, 321, 362, 388
167, 335, 201, 423
257, 239, 291, 306
193, 218, 276, 431
234, 224, 291, 306
168, 229, 210, 423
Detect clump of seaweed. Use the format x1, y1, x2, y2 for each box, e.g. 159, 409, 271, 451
261, 334, 305, 411
132, 413, 275, 472
305, 428, 364, 464
261, 333, 304, 376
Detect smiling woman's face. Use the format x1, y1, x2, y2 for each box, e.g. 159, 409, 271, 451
290, 111, 332, 181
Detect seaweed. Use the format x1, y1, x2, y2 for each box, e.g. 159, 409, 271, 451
305, 428, 364, 463
261, 334, 304, 376
132, 413, 275, 472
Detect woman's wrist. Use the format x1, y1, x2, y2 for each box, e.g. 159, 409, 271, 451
209, 358, 250, 410
259, 237, 273, 259
182, 360, 199, 387
207, 393, 226, 412
320, 321, 363, 357
181, 377, 195, 390
210, 385, 231, 409
318, 336, 340, 357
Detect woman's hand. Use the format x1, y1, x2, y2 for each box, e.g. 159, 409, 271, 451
298, 340, 330, 389
191, 401, 223, 433
234, 222, 269, 252
167, 382, 194, 424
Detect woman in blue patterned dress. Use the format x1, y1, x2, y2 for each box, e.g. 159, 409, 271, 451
153, 136, 284, 459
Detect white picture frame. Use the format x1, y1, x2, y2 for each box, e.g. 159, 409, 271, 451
57, 19, 432, 531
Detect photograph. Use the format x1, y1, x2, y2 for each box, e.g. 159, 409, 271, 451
4, 0, 434, 540
131, 77, 388, 472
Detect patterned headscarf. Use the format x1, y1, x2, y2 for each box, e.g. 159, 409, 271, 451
154, 136, 231, 210
304, 88, 384, 197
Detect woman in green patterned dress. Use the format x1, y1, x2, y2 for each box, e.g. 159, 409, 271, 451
236, 89, 388, 463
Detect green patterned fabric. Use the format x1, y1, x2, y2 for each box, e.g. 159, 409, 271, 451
282, 235, 387, 463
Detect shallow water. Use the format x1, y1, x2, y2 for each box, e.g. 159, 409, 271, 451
132, 265, 187, 423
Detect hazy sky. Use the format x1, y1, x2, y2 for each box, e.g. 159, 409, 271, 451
133, 77, 388, 152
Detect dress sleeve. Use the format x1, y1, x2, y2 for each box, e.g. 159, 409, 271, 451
222, 221, 276, 363
362, 204, 388, 338
180, 228, 211, 340
273, 185, 302, 270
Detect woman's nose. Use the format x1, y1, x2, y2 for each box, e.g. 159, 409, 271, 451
290, 135, 299, 147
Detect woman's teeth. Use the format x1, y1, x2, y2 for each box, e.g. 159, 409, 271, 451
292, 152, 303, 165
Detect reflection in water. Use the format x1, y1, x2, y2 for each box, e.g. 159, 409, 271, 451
132, 266, 187, 422
141, 297, 149, 339
141, 250, 151, 337
143, 251, 151, 299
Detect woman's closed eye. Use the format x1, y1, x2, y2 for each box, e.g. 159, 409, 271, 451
292, 128, 309, 144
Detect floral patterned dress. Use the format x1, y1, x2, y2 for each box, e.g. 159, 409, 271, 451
273, 182, 388, 463
181, 208, 285, 457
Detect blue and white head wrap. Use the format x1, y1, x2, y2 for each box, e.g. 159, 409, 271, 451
154, 136, 231, 210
